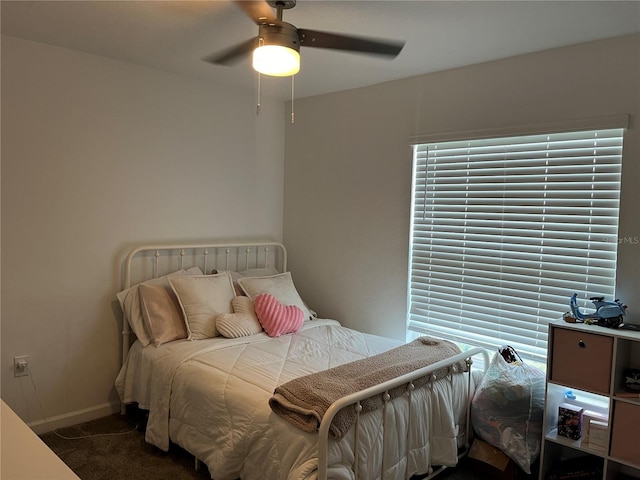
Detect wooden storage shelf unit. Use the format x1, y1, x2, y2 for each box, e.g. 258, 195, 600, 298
539, 321, 640, 480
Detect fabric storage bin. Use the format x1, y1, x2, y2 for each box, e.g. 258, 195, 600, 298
609, 401, 640, 467
550, 328, 613, 394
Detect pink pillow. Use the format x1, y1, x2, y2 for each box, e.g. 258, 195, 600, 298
254, 293, 304, 337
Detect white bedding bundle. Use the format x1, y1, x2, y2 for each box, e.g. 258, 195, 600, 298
115, 245, 474, 480
116, 319, 471, 480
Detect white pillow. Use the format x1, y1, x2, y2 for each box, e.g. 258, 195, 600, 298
116, 266, 203, 346
237, 266, 280, 277
214, 267, 281, 295
169, 273, 236, 340
237, 272, 313, 321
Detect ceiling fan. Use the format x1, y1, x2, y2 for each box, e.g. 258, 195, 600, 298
203, 0, 405, 77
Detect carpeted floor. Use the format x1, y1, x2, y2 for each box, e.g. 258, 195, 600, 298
40, 411, 534, 480
40, 411, 209, 480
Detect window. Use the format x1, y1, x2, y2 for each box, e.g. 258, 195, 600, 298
408, 125, 625, 362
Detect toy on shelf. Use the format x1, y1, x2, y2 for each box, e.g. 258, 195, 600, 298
569, 294, 627, 329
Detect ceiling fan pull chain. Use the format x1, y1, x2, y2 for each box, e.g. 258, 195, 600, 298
257, 72, 262, 116
290, 75, 295, 124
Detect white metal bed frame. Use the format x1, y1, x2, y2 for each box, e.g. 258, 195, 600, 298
121, 241, 287, 371
317, 348, 488, 480
119, 241, 488, 480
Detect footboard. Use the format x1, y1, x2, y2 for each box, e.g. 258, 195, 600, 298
317, 347, 488, 480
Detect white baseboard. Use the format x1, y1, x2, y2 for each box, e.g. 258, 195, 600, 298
28, 402, 121, 435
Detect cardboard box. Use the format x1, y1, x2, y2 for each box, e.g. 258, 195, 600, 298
582, 409, 607, 442
468, 439, 517, 480
558, 403, 584, 440
588, 420, 608, 450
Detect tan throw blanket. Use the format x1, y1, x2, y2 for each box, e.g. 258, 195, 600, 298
269, 336, 467, 440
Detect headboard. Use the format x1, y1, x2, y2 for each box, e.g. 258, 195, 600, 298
120, 241, 287, 367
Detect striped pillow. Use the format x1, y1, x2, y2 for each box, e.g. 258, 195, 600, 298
254, 293, 304, 337
217, 313, 263, 338
217, 296, 263, 338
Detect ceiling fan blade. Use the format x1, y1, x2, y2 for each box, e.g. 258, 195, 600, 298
234, 0, 278, 25
202, 37, 257, 65
297, 29, 405, 58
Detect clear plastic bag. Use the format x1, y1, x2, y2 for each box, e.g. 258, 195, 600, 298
470, 347, 546, 474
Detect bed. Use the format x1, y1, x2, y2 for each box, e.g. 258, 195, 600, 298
114, 241, 488, 480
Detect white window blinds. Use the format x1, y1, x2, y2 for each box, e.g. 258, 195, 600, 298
408, 128, 624, 361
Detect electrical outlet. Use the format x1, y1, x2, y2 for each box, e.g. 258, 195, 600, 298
14, 355, 29, 377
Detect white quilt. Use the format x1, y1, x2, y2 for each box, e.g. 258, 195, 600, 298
118, 320, 470, 480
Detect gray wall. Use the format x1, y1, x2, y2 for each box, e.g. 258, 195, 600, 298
1, 35, 284, 429
283, 34, 640, 340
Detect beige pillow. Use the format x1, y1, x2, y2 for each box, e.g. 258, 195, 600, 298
216, 296, 263, 338
116, 266, 203, 346
232, 295, 258, 317
217, 313, 262, 338
237, 272, 313, 321
139, 283, 187, 346
169, 273, 235, 339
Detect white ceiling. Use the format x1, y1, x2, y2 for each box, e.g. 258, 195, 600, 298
2, 1, 639, 100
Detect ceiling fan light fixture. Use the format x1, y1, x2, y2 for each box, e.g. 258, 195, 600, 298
252, 22, 300, 77
253, 44, 300, 76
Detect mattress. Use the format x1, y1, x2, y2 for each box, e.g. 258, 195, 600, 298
116, 319, 472, 480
